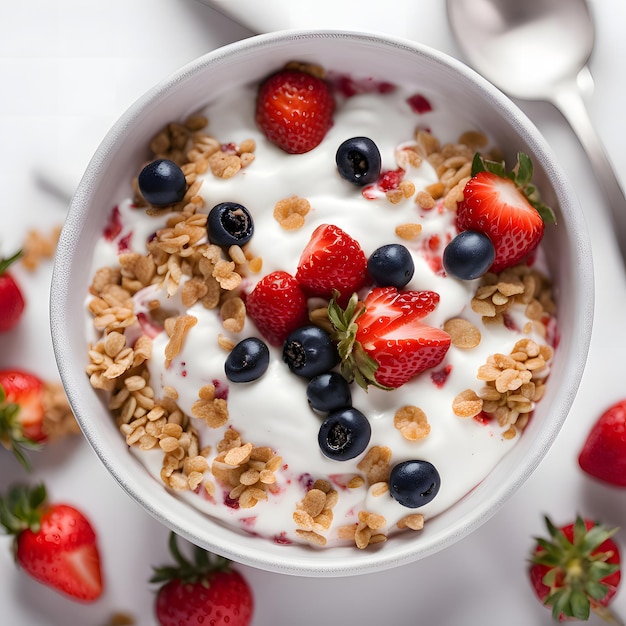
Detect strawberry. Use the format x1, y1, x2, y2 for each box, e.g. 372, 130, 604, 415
246, 270, 309, 346
578, 400, 626, 487
328, 286, 451, 389
0, 250, 26, 332
296, 223, 369, 303
255, 68, 335, 154
456, 153, 556, 272
152, 532, 253, 626
0, 483, 103, 602
0, 369, 46, 469
529, 516, 621, 622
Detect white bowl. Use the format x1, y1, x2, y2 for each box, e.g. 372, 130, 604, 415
51, 30, 593, 577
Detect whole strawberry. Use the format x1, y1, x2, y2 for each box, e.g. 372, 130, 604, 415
296, 223, 369, 303
0, 483, 103, 602
255, 67, 335, 154
456, 153, 555, 273
0, 250, 26, 332
246, 270, 309, 346
579, 400, 626, 487
529, 516, 621, 623
152, 533, 253, 626
329, 286, 451, 389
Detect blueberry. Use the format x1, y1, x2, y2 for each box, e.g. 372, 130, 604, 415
282, 326, 339, 379
224, 337, 270, 382
306, 372, 352, 413
137, 159, 187, 207
367, 244, 415, 288
207, 202, 254, 247
318, 407, 371, 461
442, 230, 495, 280
389, 460, 441, 508
336, 137, 382, 186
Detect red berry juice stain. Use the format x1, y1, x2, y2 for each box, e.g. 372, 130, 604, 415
362, 185, 378, 200
407, 93, 433, 114
473, 411, 491, 426
298, 473, 314, 491
329, 73, 397, 98
240, 516, 257, 529
117, 232, 132, 254
103, 206, 122, 241
378, 168, 405, 192
137, 312, 163, 339
431, 364, 452, 388
221, 142, 237, 153
212, 379, 229, 401
503, 313, 518, 332
224, 493, 240, 509
274, 532, 293, 545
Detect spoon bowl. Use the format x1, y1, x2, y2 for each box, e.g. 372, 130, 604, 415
447, 0, 626, 262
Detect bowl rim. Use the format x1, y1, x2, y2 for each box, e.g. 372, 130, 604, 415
50, 28, 594, 576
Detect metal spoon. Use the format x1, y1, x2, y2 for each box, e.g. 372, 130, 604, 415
446, 0, 626, 262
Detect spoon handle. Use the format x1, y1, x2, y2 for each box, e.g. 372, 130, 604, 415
549, 70, 626, 263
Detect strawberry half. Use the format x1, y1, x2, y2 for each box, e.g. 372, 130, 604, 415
296, 223, 369, 303
0, 483, 103, 602
456, 153, 555, 273
329, 286, 451, 389
578, 399, 626, 487
246, 270, 309, 346
255, 68, 335, 154
0, 250, 26, 332
529, 516, 621, 622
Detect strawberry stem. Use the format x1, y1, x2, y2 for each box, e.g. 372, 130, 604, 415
151, 532, 231, 587
0, 249, 22, 275
0, 385, 41, 471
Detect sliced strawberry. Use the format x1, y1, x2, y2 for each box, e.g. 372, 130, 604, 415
246, 271, 309, 346
329, 286, 450, 390
456, 153, 555, 273
296, 224, 369, 303
578, 399, 626, 487
0, 483, 103, 602
255, 68, 335, 154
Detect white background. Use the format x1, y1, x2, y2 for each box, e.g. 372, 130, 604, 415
1, 0, 625, 624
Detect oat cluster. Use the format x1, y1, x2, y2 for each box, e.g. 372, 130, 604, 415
453, 337, 553, 439
293, 479, 338, 546
210, 428, 282, 509
471, 265, 555, 337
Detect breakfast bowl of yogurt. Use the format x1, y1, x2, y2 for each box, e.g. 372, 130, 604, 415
50, 30, 592, 576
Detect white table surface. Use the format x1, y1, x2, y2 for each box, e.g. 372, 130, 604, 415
1, 1, 625, 624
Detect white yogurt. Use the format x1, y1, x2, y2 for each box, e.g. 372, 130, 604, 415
87, 77, 556, 548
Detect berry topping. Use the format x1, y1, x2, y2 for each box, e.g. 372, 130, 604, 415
255, 68, 335, 154
207, 202, 254, 247
224, 337, 270, 383
137, 159, 187, 207
442, 230, 495, 280
306, 372, 352, 414
367, 244, 415, 288
282, 325, 339, 379
318, 407, 371, 461
329, 287, 451, 390
296, 223, 368, 302
388, 460, 441, 508
456, 153, 555, 273
246, 271, 309, 347
335, 137, 382, 186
